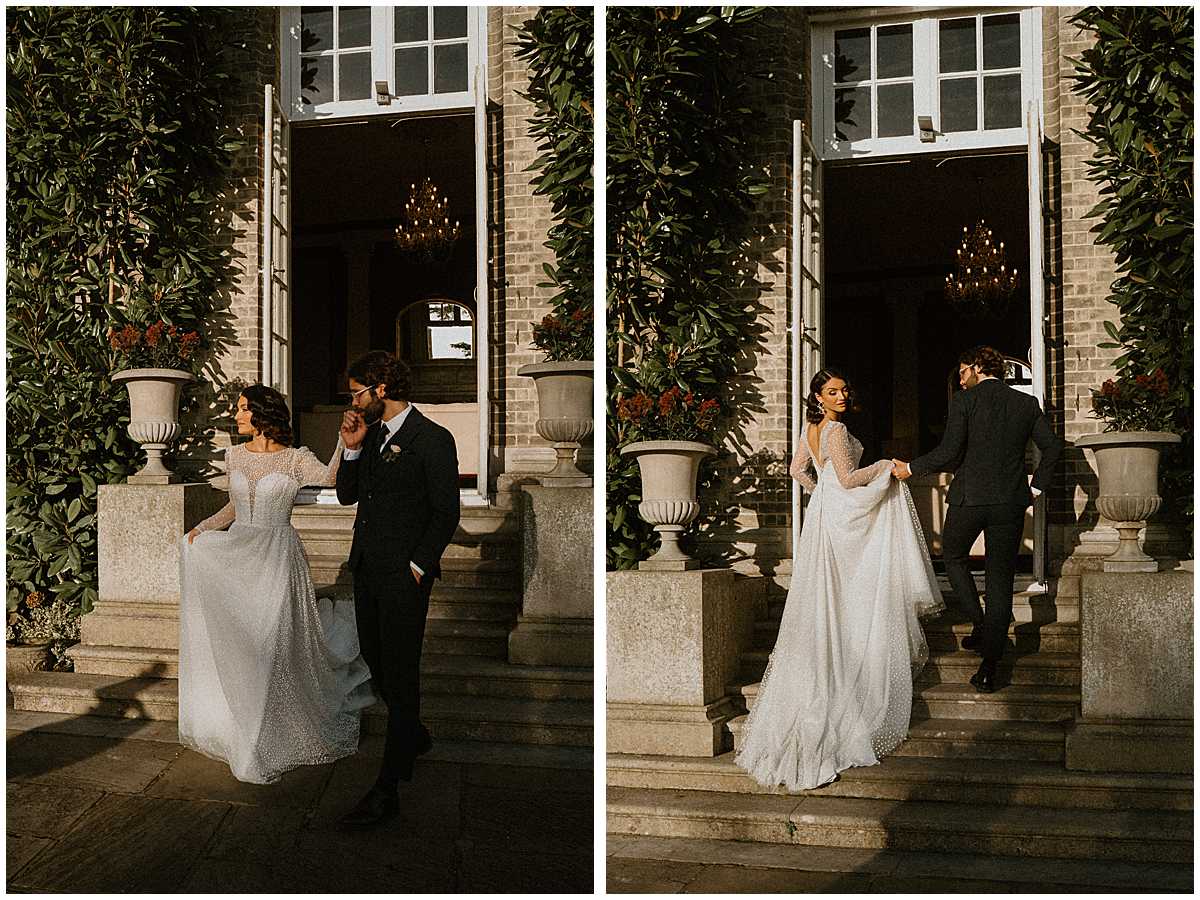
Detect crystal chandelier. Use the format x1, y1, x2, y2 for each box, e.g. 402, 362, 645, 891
394, 177, 462, 263
944, 218, 1020, 311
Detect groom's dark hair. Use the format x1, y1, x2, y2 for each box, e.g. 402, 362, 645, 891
347, 350, 412, 400
958, 345, 1007, 380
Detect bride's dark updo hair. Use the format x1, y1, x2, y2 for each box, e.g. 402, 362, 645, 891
805, 367, 859, 424
241, 384, 293, 446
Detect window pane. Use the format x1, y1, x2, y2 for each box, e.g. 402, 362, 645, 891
301, 7, 333, 53
395, 47, 429, 95
339, 52, 371, 101
395, 6, 428, 43
876, 24, 912, 79
434, 43, 469, 94
834, 28, 870, 83
338, 6, 371, 49
877, 83, 913, 137
301, 55, 334, 105
939, 18, 976, 73
834, 87, 871, 142
983, 74, 1021, 129
433, 7, 468, 40
431, 325, 473, 359
983, 14, 1021, 70
940, 77, 977, 132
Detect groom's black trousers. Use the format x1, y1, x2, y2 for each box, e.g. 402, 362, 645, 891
941, 502, 1027, 662
353, 559, 432, 789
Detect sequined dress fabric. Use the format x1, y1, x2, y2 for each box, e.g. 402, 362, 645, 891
735, 421, 944, 791
178, 443, 374, 784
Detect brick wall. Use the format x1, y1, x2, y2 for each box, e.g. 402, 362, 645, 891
694, 8, 809, 574
493, 6, 564, 473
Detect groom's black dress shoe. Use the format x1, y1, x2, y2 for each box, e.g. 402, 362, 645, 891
338, 786, 399, 831
969, 660, 999, 694
961, 628, 985, 652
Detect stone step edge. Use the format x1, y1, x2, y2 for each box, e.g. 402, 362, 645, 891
8, 673, 594, 726
606, 834, 1192, 892
63, 646, 592, 682
605, 751, 1194, 798
730, 682, 1081, 707
726, 715, 1068, 742
606, 787, 1193, 850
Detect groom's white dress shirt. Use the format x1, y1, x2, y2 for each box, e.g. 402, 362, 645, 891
343, 404, 424, 579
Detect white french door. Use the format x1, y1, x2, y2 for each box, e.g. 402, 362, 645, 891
262, 84, 292, 401
791, 120, 825, 555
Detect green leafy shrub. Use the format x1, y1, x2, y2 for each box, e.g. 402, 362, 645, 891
514, 8, 594, 362
1089, 367, 1173, 432
606, 7, 770, 569
1072, 6, 1193, 532
7, 8, 238, 634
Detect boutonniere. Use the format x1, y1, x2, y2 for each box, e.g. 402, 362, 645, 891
382, 444, 411, 464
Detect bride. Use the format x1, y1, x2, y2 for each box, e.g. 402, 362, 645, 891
735, 368, 943, 791
179, 384, 374, 784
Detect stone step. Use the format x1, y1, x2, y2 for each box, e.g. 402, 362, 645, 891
606, 787, 1192, 863
306, 556, 520, 591
607, 834, 1194, 893
924, 618, 1080, 655
426, 599, 519, 624
732, 679, 1078, 724
729, 716, 1067, 763
606, 751, 1192, 811
8, 670, 592, 748
738, 649, 1080, 688
424, 620, 509, 658
421, 654, 592, 702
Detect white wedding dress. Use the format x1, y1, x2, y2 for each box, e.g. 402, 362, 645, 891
178, 442, 374, 784
735, 420, 943, 791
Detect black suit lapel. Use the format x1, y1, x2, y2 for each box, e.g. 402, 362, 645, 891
385, 405, 425, 453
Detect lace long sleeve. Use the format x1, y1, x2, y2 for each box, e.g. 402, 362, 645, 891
789, 429, 818, 492
193, 448, 236, 533
826, 421, 892, 489
293, 439, 344, 487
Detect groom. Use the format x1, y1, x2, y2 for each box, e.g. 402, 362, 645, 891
336, 350, 460, 828
893, 346, 1062, 693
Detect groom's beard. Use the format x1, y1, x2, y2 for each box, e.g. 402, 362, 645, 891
361, 396, 386, 426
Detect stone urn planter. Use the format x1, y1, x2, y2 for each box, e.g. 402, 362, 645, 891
620, 440, 716, 570
517, 360, 593, 479
112, 367, 194, 484
1075, 430, 1181, 572
6, 641, 52, 677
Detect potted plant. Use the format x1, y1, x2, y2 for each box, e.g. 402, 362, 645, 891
6, 591, 79, 675
108, 317, 203, 484
518, 308, 594, 479
614, 342, 721, 570
1076, 368, 1181, 572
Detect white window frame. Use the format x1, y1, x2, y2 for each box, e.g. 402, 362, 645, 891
281, 6, 482, 121
812, 7, 1041, 160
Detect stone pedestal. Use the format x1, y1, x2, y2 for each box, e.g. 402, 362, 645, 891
607, 569, 764, 756
81, 483, 225, 651
507, 483, 593, 667
1066, 569, 1193, 773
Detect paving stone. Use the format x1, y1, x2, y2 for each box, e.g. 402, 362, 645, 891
314, 753, 461, 835
681, 864, 874, 893
292, 829, 459, 892
6, 730, 179, 793
462, 784, 593, 855
204, 805, 309, 860
6, 835, 53, 881
464, 761, 593, 793
6, 782, 104, 838
605, 857, 703, 893
869, 875, 1131, 893
459, 845, 592, 893
8, 794, 228, 893
144, 747, 333, 808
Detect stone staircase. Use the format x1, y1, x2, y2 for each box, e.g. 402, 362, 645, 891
607, 576, 1192, 885
10, 502, 593, 751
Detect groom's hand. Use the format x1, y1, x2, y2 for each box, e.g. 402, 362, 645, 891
892, 459, 912, 480
340, 410, 368, 450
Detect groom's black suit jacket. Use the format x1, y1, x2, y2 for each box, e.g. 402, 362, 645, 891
335, 406, 461, 580
909, 379, 1063, 508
